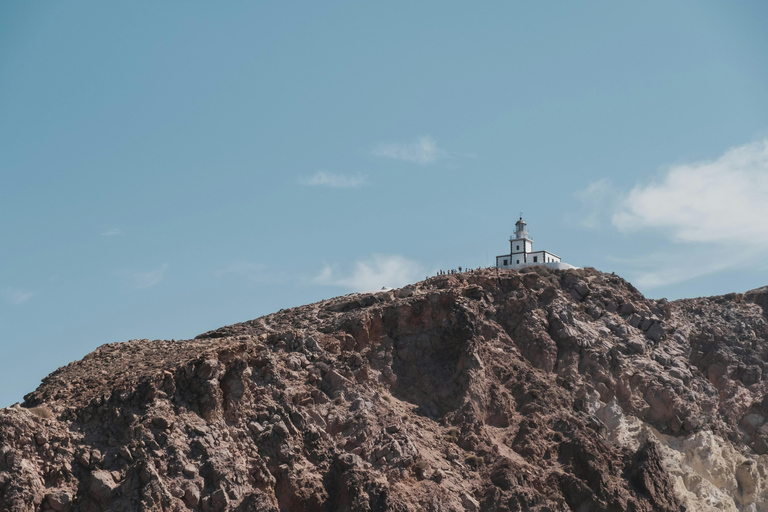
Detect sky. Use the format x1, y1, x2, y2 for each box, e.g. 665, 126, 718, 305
2, 1, 768, 408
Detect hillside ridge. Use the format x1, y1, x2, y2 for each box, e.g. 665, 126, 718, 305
3, 267, 768, 511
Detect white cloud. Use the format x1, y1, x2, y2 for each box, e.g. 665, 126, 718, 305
300, 172, 365, 188
372, 136, 447, 165
4, 288, 34, 304
126, 263, 168, 289
579, 138, 768, 289
314, 254, 424, 292
99, 228, 122, 236
612, 138, 768, 245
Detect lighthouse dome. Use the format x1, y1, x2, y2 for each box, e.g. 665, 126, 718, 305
514, 217, 529, 239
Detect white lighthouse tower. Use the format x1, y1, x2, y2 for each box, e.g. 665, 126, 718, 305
496, 217, 576, 270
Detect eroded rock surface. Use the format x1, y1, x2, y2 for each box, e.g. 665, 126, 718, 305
2, 267, 767, 511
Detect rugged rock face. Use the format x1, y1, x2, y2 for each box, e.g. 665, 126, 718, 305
2, 267, 768, 511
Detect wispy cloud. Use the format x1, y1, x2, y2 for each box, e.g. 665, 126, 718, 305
612, 138, 768, 245
314, 254, 424, 292
574, 178, 618, 229
99, 227, 122, 236
125, 263, 168, 289
579, 138, 768, 288
606, 250, 757, 290
300, 172, 365, 188
3, 288, 35, 304
372, 136, 447, 165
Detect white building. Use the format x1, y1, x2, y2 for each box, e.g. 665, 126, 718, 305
496, 217, 576, 270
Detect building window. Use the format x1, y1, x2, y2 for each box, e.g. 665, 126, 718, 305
516, 260, 520, 264
503, 259, 508, 265
516, 245, 520, 250
533, 256, 538, 262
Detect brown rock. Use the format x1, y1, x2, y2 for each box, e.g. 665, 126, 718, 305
89, 470, 118, 503
46, 489, 72, 512
628, 442, 680, 511
183, 484, 201, 507
3, 267, 767, 511
211, 488, 230, 511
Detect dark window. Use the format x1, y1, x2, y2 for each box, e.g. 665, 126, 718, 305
503, 259, 508, 265
533, 256, 538, 262
516, 245, 520, 250
516, 260, 520, 264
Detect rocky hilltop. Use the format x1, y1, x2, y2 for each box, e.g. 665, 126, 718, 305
2, 267, 768, 512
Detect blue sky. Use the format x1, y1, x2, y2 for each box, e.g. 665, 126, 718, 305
2, 1, 768, 407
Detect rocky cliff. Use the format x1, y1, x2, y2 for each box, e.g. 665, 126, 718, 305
2, 267, 768, 511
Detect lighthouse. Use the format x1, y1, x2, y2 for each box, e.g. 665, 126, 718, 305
495, 217, 576, 270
